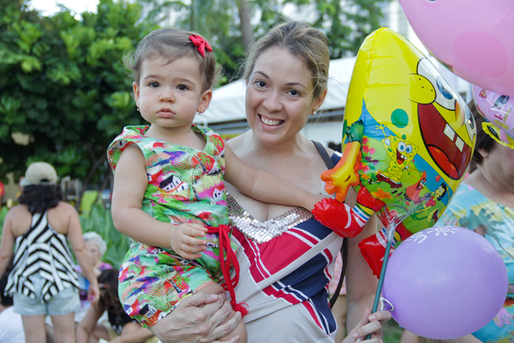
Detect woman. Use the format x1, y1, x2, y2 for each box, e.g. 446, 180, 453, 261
75, 232, 112, 306
150, 21, 389, 343
426, 102, 514, 343
0, 162, 100, 343
76, 269, 156, 343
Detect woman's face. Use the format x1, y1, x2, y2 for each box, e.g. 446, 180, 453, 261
86, 240, 102, 267
245, 47, 321, 145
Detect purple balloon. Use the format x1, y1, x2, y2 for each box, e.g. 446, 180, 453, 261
382, 226, 507, 339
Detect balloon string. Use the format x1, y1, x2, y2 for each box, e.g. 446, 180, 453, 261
365, 221, 397, 340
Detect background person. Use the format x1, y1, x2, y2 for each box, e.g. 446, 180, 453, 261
75, 232, 112, 315
0, 161, 100, 343
0, 261, 25, 343
76, 269, 156, 343
425, 101, 514, 343
149, 21, 391, 343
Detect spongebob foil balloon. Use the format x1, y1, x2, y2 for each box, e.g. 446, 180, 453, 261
315, 28, 476, 277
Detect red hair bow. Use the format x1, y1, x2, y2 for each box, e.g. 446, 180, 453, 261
189, 35, 213, 58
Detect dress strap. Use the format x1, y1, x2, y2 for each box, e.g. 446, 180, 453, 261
22, 211, 47, 239
312, 141, 334, 169
311, 141, 348, 308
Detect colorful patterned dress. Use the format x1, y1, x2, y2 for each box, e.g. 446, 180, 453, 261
435, 183, 514, 342
107, 125, 234, 328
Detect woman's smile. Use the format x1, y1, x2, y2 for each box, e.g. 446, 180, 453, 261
259, 114, 284, 127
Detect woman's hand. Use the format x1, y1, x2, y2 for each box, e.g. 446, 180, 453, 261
88, 280, 101, 304
151, 292, 241, 343
168, 223, 208, 260
343, 308, 391, 343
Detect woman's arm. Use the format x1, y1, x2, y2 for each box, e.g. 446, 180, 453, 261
0, 208, 16, 276
76, 300, 106, 343
426, 335, 482, 343
111, 322, 155, 343
343, 187, 381, 329
223, 144, 325, 211
65, 203, 100, 303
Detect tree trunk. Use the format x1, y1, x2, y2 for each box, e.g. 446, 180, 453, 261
237, 0, 254, 51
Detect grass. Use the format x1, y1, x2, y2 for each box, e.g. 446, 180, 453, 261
383, 318, 404, 342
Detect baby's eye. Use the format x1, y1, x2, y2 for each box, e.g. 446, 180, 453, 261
149, 82, 159, 88
177, 85, 189, 91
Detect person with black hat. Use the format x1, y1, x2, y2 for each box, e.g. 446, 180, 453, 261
0, 162, 100, 343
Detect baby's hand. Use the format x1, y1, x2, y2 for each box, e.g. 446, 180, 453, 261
169, 223, 208, 260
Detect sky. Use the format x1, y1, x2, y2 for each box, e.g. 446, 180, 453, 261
29, 0, 99, 16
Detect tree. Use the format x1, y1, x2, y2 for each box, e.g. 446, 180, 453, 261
148, 0, 389, 82
0, 0, 155, 210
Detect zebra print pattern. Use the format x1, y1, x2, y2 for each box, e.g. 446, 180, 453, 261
5, 211, 79, 301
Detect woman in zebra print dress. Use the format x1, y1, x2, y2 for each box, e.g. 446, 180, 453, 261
0, 162, 100, 343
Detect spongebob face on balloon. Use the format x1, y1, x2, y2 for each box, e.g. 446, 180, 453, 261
415, 59, 476, 181
327, 28, 477, 237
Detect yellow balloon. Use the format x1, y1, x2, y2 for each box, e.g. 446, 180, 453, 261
323, 28, 476, 239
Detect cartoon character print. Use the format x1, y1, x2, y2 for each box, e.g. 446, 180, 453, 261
404, 171, 427, 205
160, 175, 189, 193
377, 135, 419, 188
415, 58, 476, 180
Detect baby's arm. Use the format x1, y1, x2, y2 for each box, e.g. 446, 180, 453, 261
111, 145, 207, 259
223, 145, 325, 211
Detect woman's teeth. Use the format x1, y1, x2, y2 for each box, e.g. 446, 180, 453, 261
261, 117, 282, 126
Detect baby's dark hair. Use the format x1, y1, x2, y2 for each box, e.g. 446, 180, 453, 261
126, 28, 220, 91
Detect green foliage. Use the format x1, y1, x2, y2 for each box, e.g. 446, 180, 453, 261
0, 0, 153, 190
383, 319, 404, 342
143, 0, 389, 83
80, 203, 130, 269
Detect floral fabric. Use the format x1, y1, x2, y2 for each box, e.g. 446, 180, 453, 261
107, 125, 234, 327
435, 183, 514, 342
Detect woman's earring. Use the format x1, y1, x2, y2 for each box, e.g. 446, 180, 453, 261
137, 107, 140, 112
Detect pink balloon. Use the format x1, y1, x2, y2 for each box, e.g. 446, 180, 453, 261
382, 226, 507, 339
399, 0, 514, 96
472, 85, 514, 148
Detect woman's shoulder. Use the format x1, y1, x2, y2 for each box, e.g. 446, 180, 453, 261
53, 201, 79, 216
5, 205, 29, 219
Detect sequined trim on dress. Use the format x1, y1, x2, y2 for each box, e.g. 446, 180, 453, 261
227, 193, 313, 243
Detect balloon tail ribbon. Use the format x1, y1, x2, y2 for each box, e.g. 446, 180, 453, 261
364, 221, 397, 340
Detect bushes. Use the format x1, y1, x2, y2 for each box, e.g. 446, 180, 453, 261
80, 202, 130, 269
